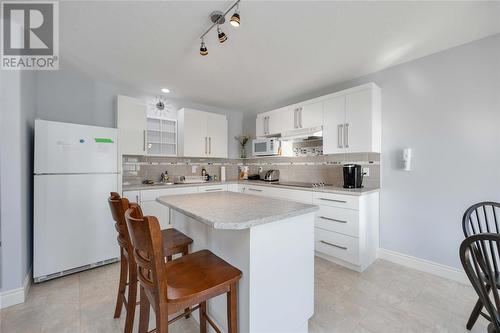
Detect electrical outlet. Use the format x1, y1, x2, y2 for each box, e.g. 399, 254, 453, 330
362, 167, 370, 177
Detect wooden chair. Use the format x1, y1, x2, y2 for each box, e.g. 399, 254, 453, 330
108, 192, 194, 333
124, 205, 242, 333
460, 233, 500, 333
462, 202, 500, 330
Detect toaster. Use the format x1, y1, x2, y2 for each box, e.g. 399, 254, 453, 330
262, 169, 280, 182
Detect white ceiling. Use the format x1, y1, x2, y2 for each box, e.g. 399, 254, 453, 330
59, 1, 500, 112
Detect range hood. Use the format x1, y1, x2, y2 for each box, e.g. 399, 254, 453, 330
280, 126, 323, 141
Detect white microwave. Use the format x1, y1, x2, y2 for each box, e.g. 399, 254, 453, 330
252, 138, 280, 156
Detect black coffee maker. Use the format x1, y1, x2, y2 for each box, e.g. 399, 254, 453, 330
343, 164, 363, 188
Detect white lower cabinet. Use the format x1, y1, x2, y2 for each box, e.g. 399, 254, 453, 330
239, 184, 379, 272
314, 191, 379, 272
198, 184, 228, 192
122, 190, 140, 204
315, 205, 359, 237
127, 183, 379, 272
124, 187, 198, 229
315, 228, 359, 265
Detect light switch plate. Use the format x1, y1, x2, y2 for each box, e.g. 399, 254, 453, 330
192, 166, 197, 173
362, 167, 370, 177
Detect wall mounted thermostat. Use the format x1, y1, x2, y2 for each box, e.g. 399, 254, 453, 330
402, 148, 412, 171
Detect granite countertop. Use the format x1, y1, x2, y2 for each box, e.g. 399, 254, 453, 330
122, 181, 237, 191
124, 180, 379, 196
156, 192, 319, 230
239, 180, 380, 196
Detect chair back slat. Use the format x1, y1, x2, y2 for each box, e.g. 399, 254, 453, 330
108, 192, 133, 252
463, 202, 500, 237
125, 206, 167, 300
461, 233, 500, 331
493, 208, 499, 234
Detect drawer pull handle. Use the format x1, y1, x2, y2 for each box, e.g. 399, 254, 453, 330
248, 188, 263, 192
319, 216, 347, 223
205, 188, 223, 192
319, 198, 347, 203
320, 240, 348, 250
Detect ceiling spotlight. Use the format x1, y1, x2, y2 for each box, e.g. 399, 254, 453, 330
230, 5, 240, 27
217, 25, 227, 43
200, 39, 208, 56
161, 88, 170, 93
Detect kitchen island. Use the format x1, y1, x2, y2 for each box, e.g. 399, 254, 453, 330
157, 192, 318, 333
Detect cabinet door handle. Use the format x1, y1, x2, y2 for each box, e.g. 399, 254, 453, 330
320, 240, 348, 250
248, 188, 263, 192
294, 109, 298, 129
143, 130, 146, 152
319, 216, 347, 223
205, 188, 223, 192
299, 107, 303, 128
266, 116, 269, 134
319, 197, 347, 203
135, 195, 139, 203
205, 137, 208, 154
209, 137, 212, 155
337, 124, 344, 148
345, 123, 349, 148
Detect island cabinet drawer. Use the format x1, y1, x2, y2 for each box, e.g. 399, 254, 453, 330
269, 187, 313, 204
313, 192, 358, 210
315, 206, 359, 237
198, 185, 228, 192
123, 190, 140, 204
240, 185, 270, 196
140, 186, 198, 201
315, 228, 359, 265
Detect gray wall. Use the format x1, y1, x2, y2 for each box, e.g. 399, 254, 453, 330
0, 70, 36, 292
248, 34, 500, 269
35, 60, 244, 158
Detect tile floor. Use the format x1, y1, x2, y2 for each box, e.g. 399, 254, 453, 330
0, 257, 489, 333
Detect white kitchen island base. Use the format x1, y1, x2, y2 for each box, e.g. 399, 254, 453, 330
170, 210, 315, 333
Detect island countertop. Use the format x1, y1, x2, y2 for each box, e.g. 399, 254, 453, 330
157, 191, 318, 230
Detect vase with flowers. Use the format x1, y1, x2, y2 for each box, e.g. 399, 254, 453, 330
235, 135, 250, 159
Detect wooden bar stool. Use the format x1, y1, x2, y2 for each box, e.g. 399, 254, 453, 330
108, 192, 193, 333
124, 205, 242, 333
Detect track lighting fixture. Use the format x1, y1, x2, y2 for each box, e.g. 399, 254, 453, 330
200, 39, 208, 56
198, 0, 241, 56
217, 25, 227, 43
230, 4, 240, 27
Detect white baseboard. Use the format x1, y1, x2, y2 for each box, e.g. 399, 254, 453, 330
0, 268, 32, 309
377, 248, 468, 285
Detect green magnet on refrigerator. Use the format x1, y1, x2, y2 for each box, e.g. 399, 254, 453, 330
94, 138, 114, 143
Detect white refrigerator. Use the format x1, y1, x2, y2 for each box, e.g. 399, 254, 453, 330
34, 119, 119, 282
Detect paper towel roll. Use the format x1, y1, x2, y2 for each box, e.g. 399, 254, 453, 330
220, 166, 226, 182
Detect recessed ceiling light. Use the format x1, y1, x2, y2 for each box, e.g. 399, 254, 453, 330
161, 88, 170, 93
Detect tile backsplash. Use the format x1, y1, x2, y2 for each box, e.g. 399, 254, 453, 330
122, 153, 380, 189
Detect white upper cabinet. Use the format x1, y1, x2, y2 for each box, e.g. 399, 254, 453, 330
323, 96, 346, 155
178, 108, 228, 158
256, 114, 266, 137
206, 112, 228, 158
257, 108, 294, 137
323, 84, 381, 154
345, 89, 375, 153
255, 83, 381, 153
269, 108, 294, 135
179, 109, 207, 157
117, 95, 148, 155
297, 101, 323, 129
